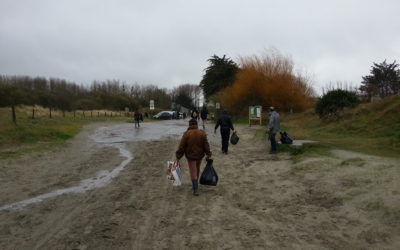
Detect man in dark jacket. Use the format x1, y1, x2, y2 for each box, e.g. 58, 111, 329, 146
133, 109, 143, 128
176, 119, 212, 196
200, 106, 209, 129
214, 110, 235, 154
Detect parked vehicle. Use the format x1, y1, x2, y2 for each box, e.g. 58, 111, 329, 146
172, 111, 183, 119
153, 111, 173, 120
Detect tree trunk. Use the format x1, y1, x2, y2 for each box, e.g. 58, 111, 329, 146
49, 107, 52, 118
32, 108, 35, 119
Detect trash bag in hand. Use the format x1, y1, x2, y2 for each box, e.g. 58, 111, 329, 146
200, 159, 218, 186
230, 132, 239, 145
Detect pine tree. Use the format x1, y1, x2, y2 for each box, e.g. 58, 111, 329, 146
360, 60, 400, 100
200, 55, 239, 100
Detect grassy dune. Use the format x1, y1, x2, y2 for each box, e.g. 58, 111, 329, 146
281, 94, 400, 158
0, 106, 131, 158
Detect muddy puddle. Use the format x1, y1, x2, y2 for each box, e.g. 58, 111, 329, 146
0, 120, 194, 211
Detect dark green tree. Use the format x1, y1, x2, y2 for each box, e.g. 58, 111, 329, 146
200, 55, 239, 100
360, 60, 400, 101
174, 92, 193, 109
315, 89, 359, 120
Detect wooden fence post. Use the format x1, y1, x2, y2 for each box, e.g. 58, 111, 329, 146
11, 105, 17, 125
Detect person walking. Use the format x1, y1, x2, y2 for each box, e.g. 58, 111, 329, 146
200, 106, 209, 129
214, 110, 235, 154
176, 118, 212, 196
191, 109, 198, 119
268, 106, 280, 154
133, 109, 143, 128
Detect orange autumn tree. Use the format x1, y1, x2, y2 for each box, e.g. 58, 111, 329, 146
219, 50, 315, 115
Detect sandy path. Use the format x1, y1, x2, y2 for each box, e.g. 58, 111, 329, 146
0, 121, 399, 249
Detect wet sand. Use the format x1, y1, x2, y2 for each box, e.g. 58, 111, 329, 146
0, 121, 399, 249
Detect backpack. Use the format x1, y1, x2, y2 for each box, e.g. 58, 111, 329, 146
280, 131, 293, 144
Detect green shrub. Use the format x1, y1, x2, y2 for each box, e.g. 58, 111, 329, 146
315, 89, 359, 119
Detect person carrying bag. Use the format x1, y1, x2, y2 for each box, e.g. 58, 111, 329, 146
176, 119, 212, 196
214, 109, 235, 154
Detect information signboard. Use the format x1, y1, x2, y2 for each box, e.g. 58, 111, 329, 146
150, 100, 154, 110
249, 106, 262, 126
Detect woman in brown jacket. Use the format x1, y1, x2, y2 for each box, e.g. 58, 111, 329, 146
176, 118, 212, 196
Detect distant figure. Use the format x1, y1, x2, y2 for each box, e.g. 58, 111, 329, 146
191, 109, 198, 119
183, 112, 187, 119
214, 110, 235, 154
200, 106, 209, 129
267, 106, 280, 154
134, 109, 143, 128
176, 118, 212, 196
144, 112, 149, 119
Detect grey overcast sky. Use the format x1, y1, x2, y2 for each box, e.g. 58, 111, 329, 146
1, 0, 400, 93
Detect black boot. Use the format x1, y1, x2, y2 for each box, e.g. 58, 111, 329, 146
192, 180, 199, 196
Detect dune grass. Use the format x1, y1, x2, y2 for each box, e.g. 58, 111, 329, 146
280, 94, 400, 158
235, 95, 400, 159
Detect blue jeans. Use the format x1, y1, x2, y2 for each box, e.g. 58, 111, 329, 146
270, 133, 277, 152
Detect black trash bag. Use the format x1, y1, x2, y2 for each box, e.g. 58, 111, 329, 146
230, 132, 239, 145
280, 131, 293, 144
200, 159, 218, 186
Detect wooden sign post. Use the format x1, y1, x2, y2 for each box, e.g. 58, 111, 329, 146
249, 106, 262, 126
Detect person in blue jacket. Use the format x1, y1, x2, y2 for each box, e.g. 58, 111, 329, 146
268, 106, 280, 154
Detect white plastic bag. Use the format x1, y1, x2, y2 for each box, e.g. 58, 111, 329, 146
166, 161, 175, 180
166, 161, 183, 186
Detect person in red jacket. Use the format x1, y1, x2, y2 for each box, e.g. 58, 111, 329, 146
176, 118, 212, 196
